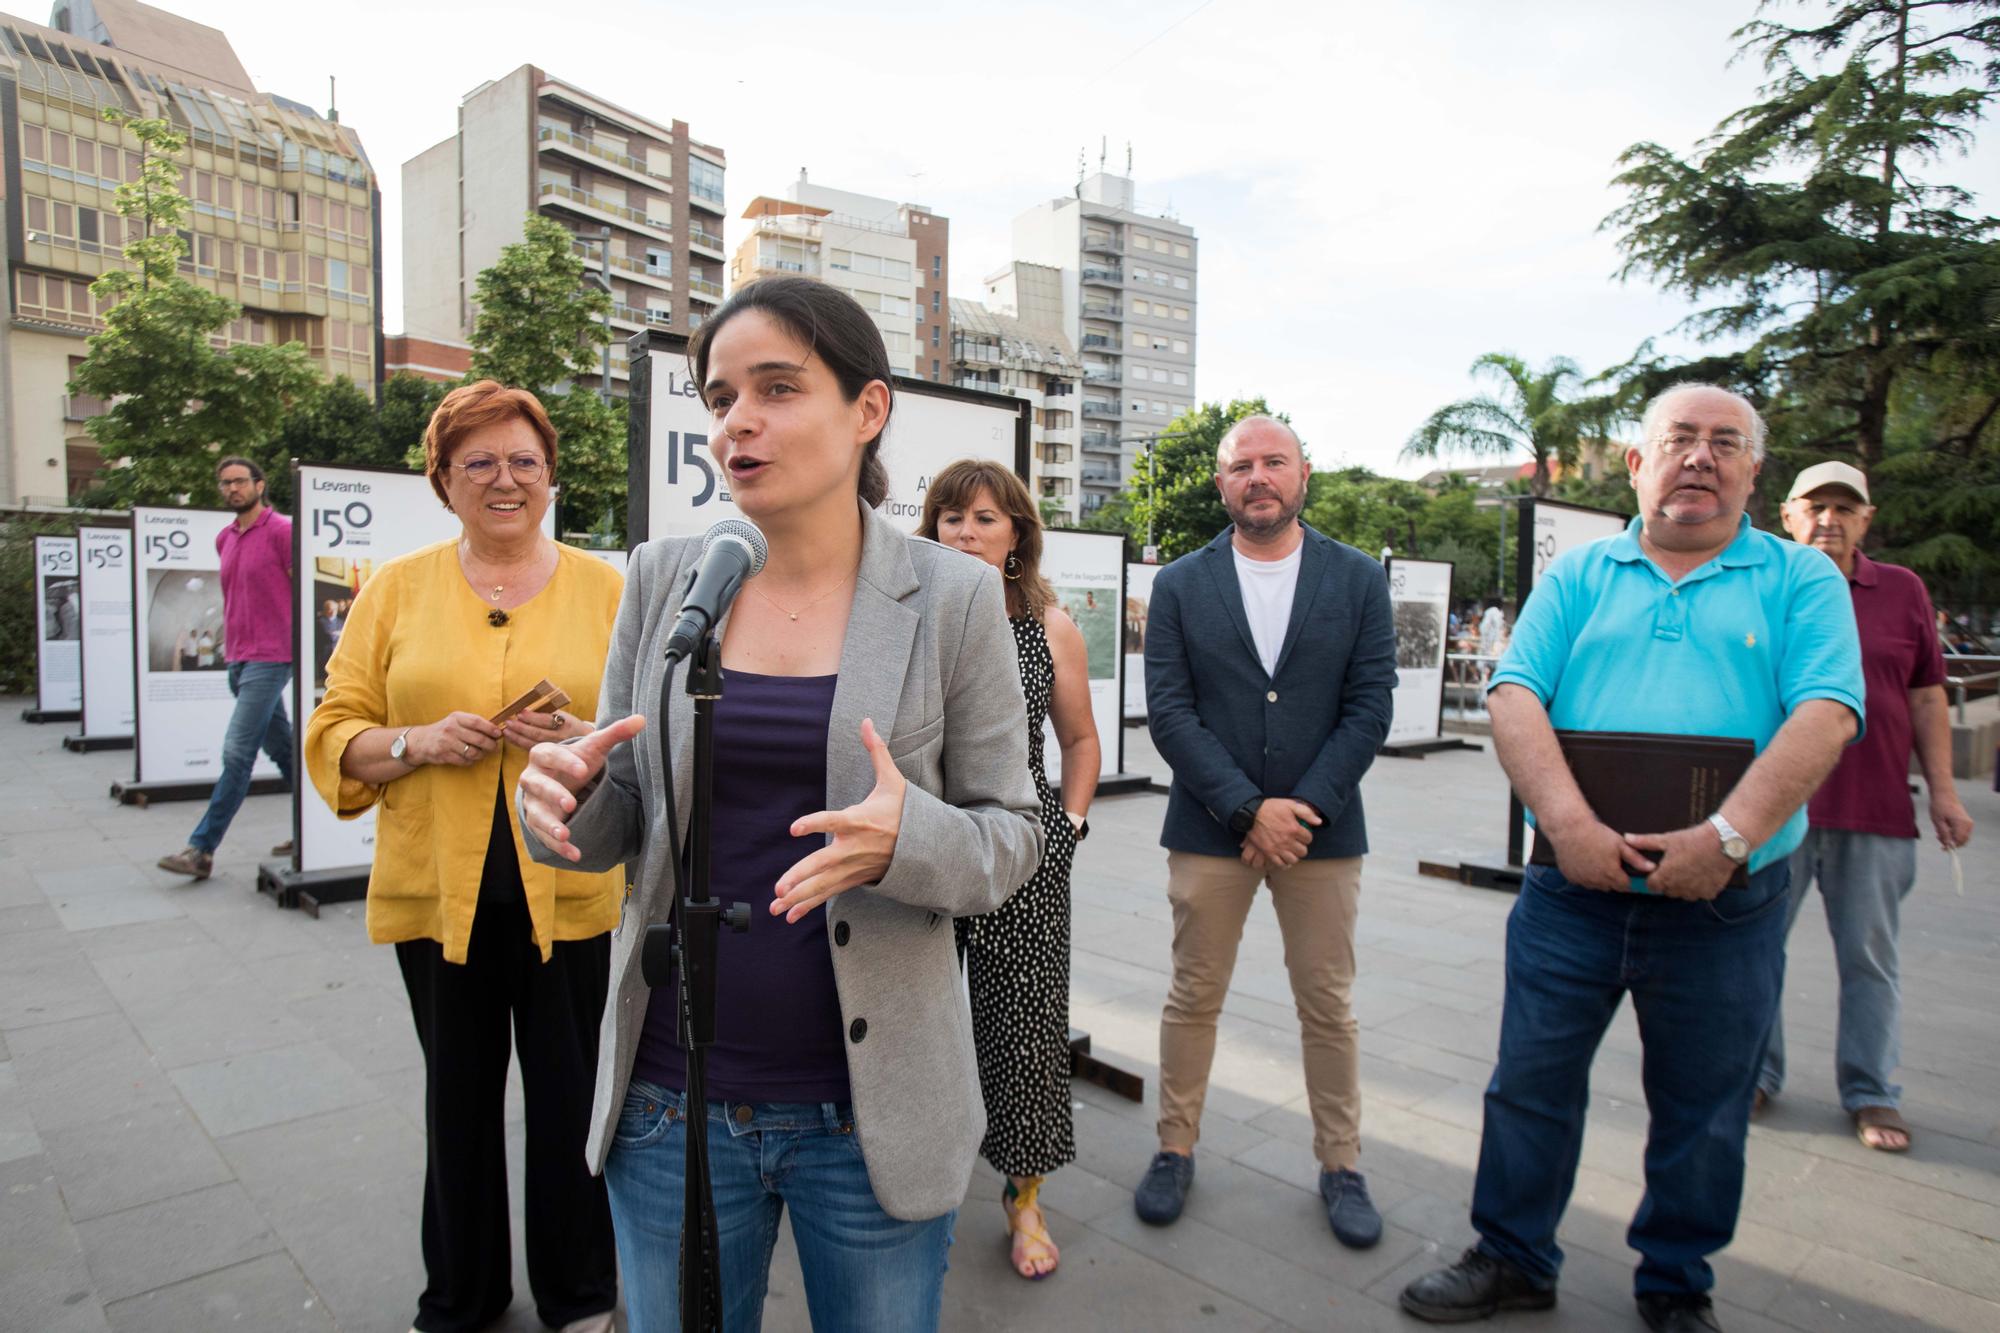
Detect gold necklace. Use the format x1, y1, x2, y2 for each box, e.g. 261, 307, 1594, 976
463, 541, 539, 603
751, 561, 860, 622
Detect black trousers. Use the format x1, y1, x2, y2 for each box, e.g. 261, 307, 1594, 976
396, 891, 616, 1332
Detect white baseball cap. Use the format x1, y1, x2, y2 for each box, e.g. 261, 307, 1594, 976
1785, 460, 1870, 504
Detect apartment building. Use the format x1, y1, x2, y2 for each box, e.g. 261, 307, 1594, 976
401, 65, 725, 395
0, 0, 382, 505
948, 297, 1083, 524
999, 172, 1197, 516
728, 171, 949, 381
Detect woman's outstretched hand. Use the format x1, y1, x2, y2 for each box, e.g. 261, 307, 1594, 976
772, 718, 906, 923
519, 714, 647, 863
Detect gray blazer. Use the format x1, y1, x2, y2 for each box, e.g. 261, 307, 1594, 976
523, 504, 1044, 1221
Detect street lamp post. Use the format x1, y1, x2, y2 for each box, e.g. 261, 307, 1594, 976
587, 225, 614, 405
1118, 429, 1196, 561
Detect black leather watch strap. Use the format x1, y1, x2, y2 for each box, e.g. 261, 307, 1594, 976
1228, 798, 1265, 836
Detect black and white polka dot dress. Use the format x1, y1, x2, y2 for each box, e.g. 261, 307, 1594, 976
956, 613, 1076, 1179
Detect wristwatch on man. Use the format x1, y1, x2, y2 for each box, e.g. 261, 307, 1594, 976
1707, 812, 1750, 865
1228, 797, 1265, 836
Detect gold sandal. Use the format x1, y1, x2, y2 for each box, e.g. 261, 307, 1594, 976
1003, 1177, 1059, 1280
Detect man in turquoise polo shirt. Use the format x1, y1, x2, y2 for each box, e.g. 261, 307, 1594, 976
1400, 384, 1863, 1333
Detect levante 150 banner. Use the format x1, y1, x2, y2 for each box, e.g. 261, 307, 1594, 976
78, 526, 134, 739
34, 534, 82, 716
1040, 530, 1125, 782
130, 507, 290, 786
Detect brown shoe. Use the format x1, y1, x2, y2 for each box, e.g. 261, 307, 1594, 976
157, 847, 213, 880
270, 840, 294, 858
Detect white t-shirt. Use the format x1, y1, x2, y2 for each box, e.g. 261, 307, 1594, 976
1233, 543, 1302, 677
1479, 605, 1505, 653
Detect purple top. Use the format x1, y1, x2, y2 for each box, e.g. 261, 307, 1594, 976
217, 507, 293, 663
1807, 551, 1947, 838
632, 670, 850, 1104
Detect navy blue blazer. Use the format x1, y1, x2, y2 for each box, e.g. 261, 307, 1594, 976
1144, 523, 1397, 859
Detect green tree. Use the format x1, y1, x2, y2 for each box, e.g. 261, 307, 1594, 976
1401, 352, 1615, 497
1125, 398, 1286, 560
1606, 0, 2000, 466
68, 111, 318, 505
379, 373, 454, 469
466, 215, 623, 537
1303, 466, 1430, 557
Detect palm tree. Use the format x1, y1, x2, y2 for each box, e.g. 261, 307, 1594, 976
1402, 353, 1613, 497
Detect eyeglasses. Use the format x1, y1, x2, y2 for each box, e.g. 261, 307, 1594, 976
451, 454, 547, 486
1656, 432, 1752, 460
217, 476, 258, 490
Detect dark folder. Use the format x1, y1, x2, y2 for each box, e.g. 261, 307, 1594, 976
1529, 730, 1756, 887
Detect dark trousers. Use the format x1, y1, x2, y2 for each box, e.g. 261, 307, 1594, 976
396, 893, 616, 1332
1470, 862, 1791, 1298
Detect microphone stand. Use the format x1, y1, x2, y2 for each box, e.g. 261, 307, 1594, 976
645, 627, 749, 1333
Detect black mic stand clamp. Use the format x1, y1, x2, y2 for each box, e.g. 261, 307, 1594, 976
641, 629, 750, 1333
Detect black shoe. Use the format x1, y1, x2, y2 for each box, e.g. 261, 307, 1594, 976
1133, 1150, 1194, 1226
1400, 1247, 1556, 1324
1638, 1292, 1722, 1332
1318, 1168, 1382, 1249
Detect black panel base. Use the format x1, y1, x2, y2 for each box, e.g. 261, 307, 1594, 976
24, 709, 80, 724
1378, 737, 1483, 759
1068, 1028, 1144, 1102
1418, 856, 1525, 893
256, 860, 368, 916
62, 733, 134, 752
1094, 771, 1154, 798
110, 776, 289, 807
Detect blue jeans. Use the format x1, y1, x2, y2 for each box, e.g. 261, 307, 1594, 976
604, 1080, 955, 1333
1758, 829, 1917, 1110
1470, 862, 1791, 1298
188, 660, 293, 853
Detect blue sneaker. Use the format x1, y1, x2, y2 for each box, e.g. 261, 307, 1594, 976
1134, 1151, 1195, 1225
1319, 1168, 1382, 1249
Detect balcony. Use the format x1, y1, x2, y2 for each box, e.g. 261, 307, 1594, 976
537, 125, 671, 188
1082, 233, 1123, 255
1081, 400, 1120, 420
1081, 301, 1122, 318
538, 181, 672, 243
1083, 369, 1121, 385
611, 302, 673, 329
1080, 333, 1118, 350
1080, 431, 1119, 452
689, 277, 723, 302
690, 226, 726, 256
1081, 467, 1121, 486
1036, 444, 1074, 465
690, 183, 726, 215
572, 241, 674, 293
1081, 265, 1124, 286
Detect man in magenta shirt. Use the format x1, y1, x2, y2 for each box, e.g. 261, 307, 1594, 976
1757, 461, 1975, 1151
158, 457, 296, 880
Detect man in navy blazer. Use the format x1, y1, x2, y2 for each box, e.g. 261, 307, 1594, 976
1133, 415, 1398, 1250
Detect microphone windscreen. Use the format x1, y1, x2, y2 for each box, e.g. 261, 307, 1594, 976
701, 518, 768, 576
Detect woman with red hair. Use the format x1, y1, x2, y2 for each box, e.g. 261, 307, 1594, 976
305, 380, 623, 1333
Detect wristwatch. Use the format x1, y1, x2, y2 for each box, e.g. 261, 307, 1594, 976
1066, 810, 1090, 842
389, 726, 414, 764
1707, 812, 1750, 865
1228, 798, 1265, 836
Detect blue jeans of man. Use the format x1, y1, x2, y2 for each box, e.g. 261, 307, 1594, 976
188, 659, 293, 853
604, 1079, 955, 1333
1757, 828, 1917, 1111
1470, 862, 1791, 1298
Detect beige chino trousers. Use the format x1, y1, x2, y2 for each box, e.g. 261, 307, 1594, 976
1157, 850, 1363, 1171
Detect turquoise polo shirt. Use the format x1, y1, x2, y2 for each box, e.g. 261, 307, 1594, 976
1490, 515, 1863, 871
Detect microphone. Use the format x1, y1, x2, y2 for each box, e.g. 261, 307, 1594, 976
664, 519, 768, 662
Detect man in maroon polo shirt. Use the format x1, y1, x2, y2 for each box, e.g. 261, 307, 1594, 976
1756, 461, 1975, 1151
158, 457, 296, 880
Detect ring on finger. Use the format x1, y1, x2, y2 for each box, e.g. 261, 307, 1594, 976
550, 713, 563, 728
460, 742, 471, 757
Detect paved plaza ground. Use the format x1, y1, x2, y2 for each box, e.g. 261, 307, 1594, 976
1, 699, 1996, 1332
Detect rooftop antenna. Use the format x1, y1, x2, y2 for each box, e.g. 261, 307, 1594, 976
327, 75, 338, 123
1125, 140, 1132, 176
1075, 148, 1085, 198
1099, 136, 1107, 171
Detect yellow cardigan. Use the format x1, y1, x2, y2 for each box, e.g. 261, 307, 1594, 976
304, 540, 624, 962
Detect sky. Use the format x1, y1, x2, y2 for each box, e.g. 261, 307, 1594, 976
119, 0, 2000, 477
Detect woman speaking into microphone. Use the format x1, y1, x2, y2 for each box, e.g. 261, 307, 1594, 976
518, 276, 1044, 1332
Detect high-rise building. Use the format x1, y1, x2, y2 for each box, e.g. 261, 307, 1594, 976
998, 172, 1197, 517
728, 172, 949, 381
948, 296, 1083, 524
0, 0, 383, 504
400, 65, 725, 395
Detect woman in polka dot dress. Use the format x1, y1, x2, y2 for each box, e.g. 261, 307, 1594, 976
920, 459, 1101, 1281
